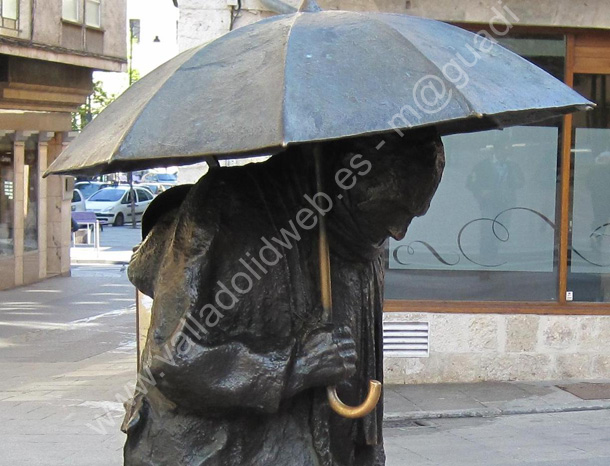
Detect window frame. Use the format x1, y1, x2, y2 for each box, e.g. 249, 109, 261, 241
85, 0, 101, 28
120, 191, 133, 205
23, 136, 38, 253
383, 25, 610, 315
1, 0, 19, 29
62, 0, 81, 23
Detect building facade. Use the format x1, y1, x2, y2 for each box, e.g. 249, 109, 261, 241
0, 0, 126, 290
174, 0, 610, 383
98, 0, 178, 98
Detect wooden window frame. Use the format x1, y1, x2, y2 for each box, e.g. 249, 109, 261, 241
62, 0, 82, 24
84, 0, 102, 29
1, 0, 19, 29
384, 25, 610, 316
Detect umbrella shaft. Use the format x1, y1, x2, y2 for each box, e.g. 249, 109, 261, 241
314, 145, 333, 323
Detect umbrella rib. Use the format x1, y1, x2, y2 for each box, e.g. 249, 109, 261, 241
92, 45, 206, 174
280, 12, 303, 148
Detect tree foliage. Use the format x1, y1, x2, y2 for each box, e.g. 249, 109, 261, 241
129, 67, 141, 86
72, 66, 141, 131
72, 80, 117, 131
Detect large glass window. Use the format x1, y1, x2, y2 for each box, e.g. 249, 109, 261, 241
1, 0, 18, 28
62, 0, 81, 23
568, 74, 610, 302
85, 0, 101, 27
0, 136, 14, 256
23, 136, 38, 252
385, 34, 566, 301
386, 126, 560, 301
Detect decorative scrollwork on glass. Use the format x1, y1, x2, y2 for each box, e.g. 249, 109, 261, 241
458, 207, 555, 268
392, 240, 460, 266
391, 207, 610, 269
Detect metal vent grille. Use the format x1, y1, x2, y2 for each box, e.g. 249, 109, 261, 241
383, 322, 429, 358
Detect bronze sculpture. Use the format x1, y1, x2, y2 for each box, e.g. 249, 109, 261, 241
122, 130, 445, 465
42, 3, 591, 465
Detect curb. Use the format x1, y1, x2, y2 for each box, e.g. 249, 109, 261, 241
383, 401, 610, 424
71, 260, 130, 266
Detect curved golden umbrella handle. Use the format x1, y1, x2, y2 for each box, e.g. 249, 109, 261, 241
327, 380, 382, 419
312, 145, 382, 419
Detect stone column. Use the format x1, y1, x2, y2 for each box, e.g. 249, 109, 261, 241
46, 132, 73, 277
37, 132, 53, 279
59, 132, 77, 275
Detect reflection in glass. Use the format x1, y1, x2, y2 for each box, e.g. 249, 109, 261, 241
465, 135, 526, 266
24, 136, 38, 252
386, 127, 559, 301
384, 33, 565, 302
0, 136, 14, 256
569, 74, 610, 302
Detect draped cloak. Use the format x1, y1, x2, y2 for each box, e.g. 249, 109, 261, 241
123, 148, 386, 466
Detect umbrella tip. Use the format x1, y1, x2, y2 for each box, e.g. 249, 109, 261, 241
298, 0, 322, 12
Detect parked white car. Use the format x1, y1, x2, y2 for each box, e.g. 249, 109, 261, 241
86, 186, 154, 226
138, 183, 167, 197
71, 189, 87, 212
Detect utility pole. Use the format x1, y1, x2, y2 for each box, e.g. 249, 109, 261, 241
128, 21, 137, 228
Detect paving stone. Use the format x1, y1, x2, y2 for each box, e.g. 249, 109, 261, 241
385, 411, 610, 465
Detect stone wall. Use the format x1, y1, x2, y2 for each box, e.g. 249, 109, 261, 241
383, 313, 610, 384
319, 0, 610, 30
177, 0, 276, 51
178, 0, 610, 46
27, 0, 126, 59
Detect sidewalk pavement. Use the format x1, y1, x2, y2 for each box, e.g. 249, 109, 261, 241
70, 225, 141, 265
0, 266, 136, 465
2, 268, 610, 465
384, 380, 610, 423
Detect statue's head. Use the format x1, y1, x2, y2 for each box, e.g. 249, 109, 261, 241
329, 128, 445, 243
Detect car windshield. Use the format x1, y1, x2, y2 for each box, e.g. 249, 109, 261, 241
157, 174, 176, 182
88, 188, 126, 202
76, 183, 102, 198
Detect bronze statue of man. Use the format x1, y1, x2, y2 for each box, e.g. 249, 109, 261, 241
122, 130, 444, 466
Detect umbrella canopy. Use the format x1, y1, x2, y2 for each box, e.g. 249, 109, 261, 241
46, 4, 592, 176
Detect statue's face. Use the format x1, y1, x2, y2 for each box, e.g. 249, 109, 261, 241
347, 134, 445, 242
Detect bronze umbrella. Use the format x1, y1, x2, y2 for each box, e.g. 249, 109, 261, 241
45, 0, 592, 417
45, 1, 591, 176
